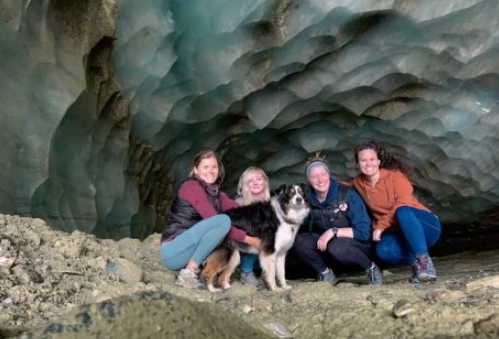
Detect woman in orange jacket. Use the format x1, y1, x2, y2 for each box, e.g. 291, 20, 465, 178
353, 140, 441, 283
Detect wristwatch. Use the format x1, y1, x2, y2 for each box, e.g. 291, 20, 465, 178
332, 227, 338, 239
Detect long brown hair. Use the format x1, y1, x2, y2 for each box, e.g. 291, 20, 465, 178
354, 140, 413, 176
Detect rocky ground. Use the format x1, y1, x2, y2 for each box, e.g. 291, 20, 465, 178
1, 213, 499, 339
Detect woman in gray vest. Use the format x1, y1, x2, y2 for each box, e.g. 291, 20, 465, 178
292, 155, 383, 285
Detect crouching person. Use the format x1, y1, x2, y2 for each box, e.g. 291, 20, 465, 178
292, 155, 383, 286
159, 150, 261, 289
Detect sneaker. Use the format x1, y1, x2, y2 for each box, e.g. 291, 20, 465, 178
366, 264, 383, 285
240, 271, 264, 286
411, 254, 437, 283
318, 268, 339, 286
175, 268, 206, 290
410, 260, 419, 283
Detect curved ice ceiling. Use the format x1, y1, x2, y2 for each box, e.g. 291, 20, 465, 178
0, 0, 498, 253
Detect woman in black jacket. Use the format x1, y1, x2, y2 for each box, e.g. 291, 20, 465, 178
292, 155, 383, 285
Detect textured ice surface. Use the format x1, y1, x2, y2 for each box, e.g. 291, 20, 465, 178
0, 0, 498, 253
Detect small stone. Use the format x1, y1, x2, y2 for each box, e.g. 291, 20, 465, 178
466, 275, 499, 292
474, 313, 499, 335
0, 312, 12, 322
241, 304, 253, 314
106, 258, 144, 284
11, 265, 43, 284
264, 322, 293, 338
392, 299, 416, 318
458, 320, 474, 336
383, 270, 394, 276
87, 257, 107, 270
0, 255, 16, 268
25, 230, 41, 249
426, 289, 467, 303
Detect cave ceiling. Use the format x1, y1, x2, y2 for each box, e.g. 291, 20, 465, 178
0, 0, 498, 254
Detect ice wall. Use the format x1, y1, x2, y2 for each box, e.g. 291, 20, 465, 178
0, 0, 498, 253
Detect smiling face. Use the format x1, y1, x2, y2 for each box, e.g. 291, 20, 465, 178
194, 155, 219, 184
308, 165, 330, 196
246, 171, 266, 197
357, 148, 381, 178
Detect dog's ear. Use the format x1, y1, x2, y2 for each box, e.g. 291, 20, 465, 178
299, 183, 308, 196
272, 184, 287, 197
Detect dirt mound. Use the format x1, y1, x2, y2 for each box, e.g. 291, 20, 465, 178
1, 213, 499, 339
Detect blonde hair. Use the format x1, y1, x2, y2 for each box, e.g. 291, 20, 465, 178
236, 166, 270, 205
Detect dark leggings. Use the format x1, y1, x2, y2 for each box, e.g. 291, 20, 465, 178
292, 232, 373, 273
376, 206, 441, 266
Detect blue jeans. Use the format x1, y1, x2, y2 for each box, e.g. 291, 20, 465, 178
159, 214, 231, 270
240, 253, 259, 273
376, 206, 441, 266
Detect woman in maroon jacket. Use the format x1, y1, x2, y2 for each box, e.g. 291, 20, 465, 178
160, 150, 261, 289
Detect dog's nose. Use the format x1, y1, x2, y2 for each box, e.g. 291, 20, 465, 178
296, 197, 302, 204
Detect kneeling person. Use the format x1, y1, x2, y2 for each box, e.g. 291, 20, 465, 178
292, 156, 383, 285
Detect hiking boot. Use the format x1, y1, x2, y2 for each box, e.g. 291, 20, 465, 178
175, 268, 206, 290
318, 268, 339, 286
366, 264, 383, 285
411, 254, 437, 283
240, 271, 264, 286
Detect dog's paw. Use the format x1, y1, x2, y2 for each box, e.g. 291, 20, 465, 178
281, 284, 292, 290
220, 282, 231, 290
267, 285, 278, 292
207, 285, 223, 292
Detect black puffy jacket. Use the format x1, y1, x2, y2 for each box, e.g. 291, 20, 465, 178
161, 177, 219, 242
301, 180, 372, 242
303, 184, 350, 234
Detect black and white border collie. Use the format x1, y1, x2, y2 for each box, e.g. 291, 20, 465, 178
201, 184, 310, 292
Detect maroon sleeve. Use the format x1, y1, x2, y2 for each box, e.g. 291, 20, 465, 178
219, 192, 239, 211
228, 226, 246, 242
178, 181, 218, 219
179, 182, 247, 242
219, 191, 246, 242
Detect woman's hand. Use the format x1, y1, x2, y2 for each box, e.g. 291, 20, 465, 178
244, 236, 262, 249
372, 229, 383, 242
317, 229, 334, 251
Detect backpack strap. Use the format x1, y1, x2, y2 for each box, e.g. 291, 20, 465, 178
307, 184, 350, 233
336, 184, 348, 207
